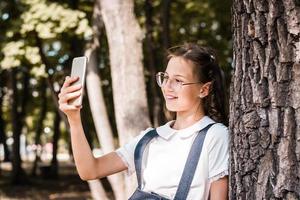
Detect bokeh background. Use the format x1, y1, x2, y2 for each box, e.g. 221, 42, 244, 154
0, 0, 232, 199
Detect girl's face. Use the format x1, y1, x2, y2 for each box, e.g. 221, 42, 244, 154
162, 56, 203, 113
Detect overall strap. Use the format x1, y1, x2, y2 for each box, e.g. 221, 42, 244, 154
134, 129, 159, 189
173, 123, 216, 200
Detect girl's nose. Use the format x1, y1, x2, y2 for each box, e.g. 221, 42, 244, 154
163, 79, 174, 92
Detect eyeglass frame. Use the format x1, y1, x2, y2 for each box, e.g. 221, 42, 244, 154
155, 72, 202, 91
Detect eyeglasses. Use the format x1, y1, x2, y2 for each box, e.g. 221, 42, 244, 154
156, 72, 202, 92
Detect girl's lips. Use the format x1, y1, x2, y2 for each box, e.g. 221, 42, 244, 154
165, 95, 178, 100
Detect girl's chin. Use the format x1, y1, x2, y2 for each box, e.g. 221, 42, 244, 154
165, 102, 190, 113
165, 104, 180, 112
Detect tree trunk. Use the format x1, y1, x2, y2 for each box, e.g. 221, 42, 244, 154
99, 0, 151, 196
34, 32, 76, 164
84, 1, 125, 198
34, 32, 70, 132
9, 68, 27, 184
145, 0, 164, 127
0, 117, 10, 162
87, 179, 109, 200
0, 71, 10, 162
86, 47, 125, 199
50, 110, 60, 178
230, 0, 300, 199
161, 0, 171, 51
31, 78, 47, 176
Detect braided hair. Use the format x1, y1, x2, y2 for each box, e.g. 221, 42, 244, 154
166, 43, 228, 126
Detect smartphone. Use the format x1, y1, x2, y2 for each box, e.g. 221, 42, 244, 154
69, 56, 88, 106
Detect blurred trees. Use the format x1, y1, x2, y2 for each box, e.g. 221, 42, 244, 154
0, 0, 232, 198
0, 0, 93, 184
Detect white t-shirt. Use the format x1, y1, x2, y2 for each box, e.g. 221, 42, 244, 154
115, 116, 229, 200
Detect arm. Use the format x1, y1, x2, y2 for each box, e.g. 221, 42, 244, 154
206, 124, 229, 200
209, 176, 228, 200
59, 76, 127, 180
68, 117, 127, 180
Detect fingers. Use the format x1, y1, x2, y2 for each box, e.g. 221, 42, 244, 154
59, 90, 82, 104
61, 76, 79, 92
63, 83, 82, 94
58, 94, 82, 113
58, 76, 83, 114
58, 76, 81, 98
59, 103, 81, 111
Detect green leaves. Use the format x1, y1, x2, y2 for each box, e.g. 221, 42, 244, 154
0, 40, 47, 77
1, 0, 92, 76
1, 41, 25, 69
20, 0, 92, 39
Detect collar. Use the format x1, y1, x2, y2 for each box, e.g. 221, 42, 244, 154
156, 116, 216, 140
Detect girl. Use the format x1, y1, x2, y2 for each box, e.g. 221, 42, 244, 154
58, 43, 229, 200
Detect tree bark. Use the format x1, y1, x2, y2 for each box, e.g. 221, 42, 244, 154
99, 0, 151, 196
230, 0, 300, 199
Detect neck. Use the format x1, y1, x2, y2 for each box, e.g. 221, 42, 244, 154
172, 107, 206, 130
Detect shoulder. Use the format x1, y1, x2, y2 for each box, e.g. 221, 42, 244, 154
133, 127, 154, 142
117, 127, 154, 151
136, 127, 155, 139
115, 127, 154, 175
205, 123, 229, 148
115, 127, 155, 156
207, 123, 228, 138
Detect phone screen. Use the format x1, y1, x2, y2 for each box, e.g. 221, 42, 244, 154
69, 56, 87, 106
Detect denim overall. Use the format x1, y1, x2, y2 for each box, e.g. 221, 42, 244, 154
128, 123, 215, 200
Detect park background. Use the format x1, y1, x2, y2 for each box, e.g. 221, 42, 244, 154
0, 0, 299, 200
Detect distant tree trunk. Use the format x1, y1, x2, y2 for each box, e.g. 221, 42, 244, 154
8, 68, 28, 184
0, 71, 10, 162
31, 78, 47, 176
85, 1, 125, 199
145, 0, 164, 127
230, 0, 300, 199
68, 0, 83, 58
50, 110, 60, 178
87, 179, 109, 200
34, 32, 70, 132
35, 31, 77, 164
0, 116, 9, 162
99, 0, 151, 196
80, 95, 94, 147
161, 0, 171, 51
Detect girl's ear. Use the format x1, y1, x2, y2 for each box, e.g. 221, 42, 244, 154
199, 82, 212, 98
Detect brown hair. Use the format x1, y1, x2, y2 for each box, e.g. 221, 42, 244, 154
165, 43, 228, 125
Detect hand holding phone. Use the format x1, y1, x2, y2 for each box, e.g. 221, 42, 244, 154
68, 56, 88, 106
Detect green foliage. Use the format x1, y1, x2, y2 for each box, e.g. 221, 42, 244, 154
20, 0, 92, 39
0, 0, 96, 150
0, 40, 47, 78
1, 41, 25, 69
0, 0, 92, 76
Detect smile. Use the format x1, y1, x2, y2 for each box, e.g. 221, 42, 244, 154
165, 95, 178, 100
